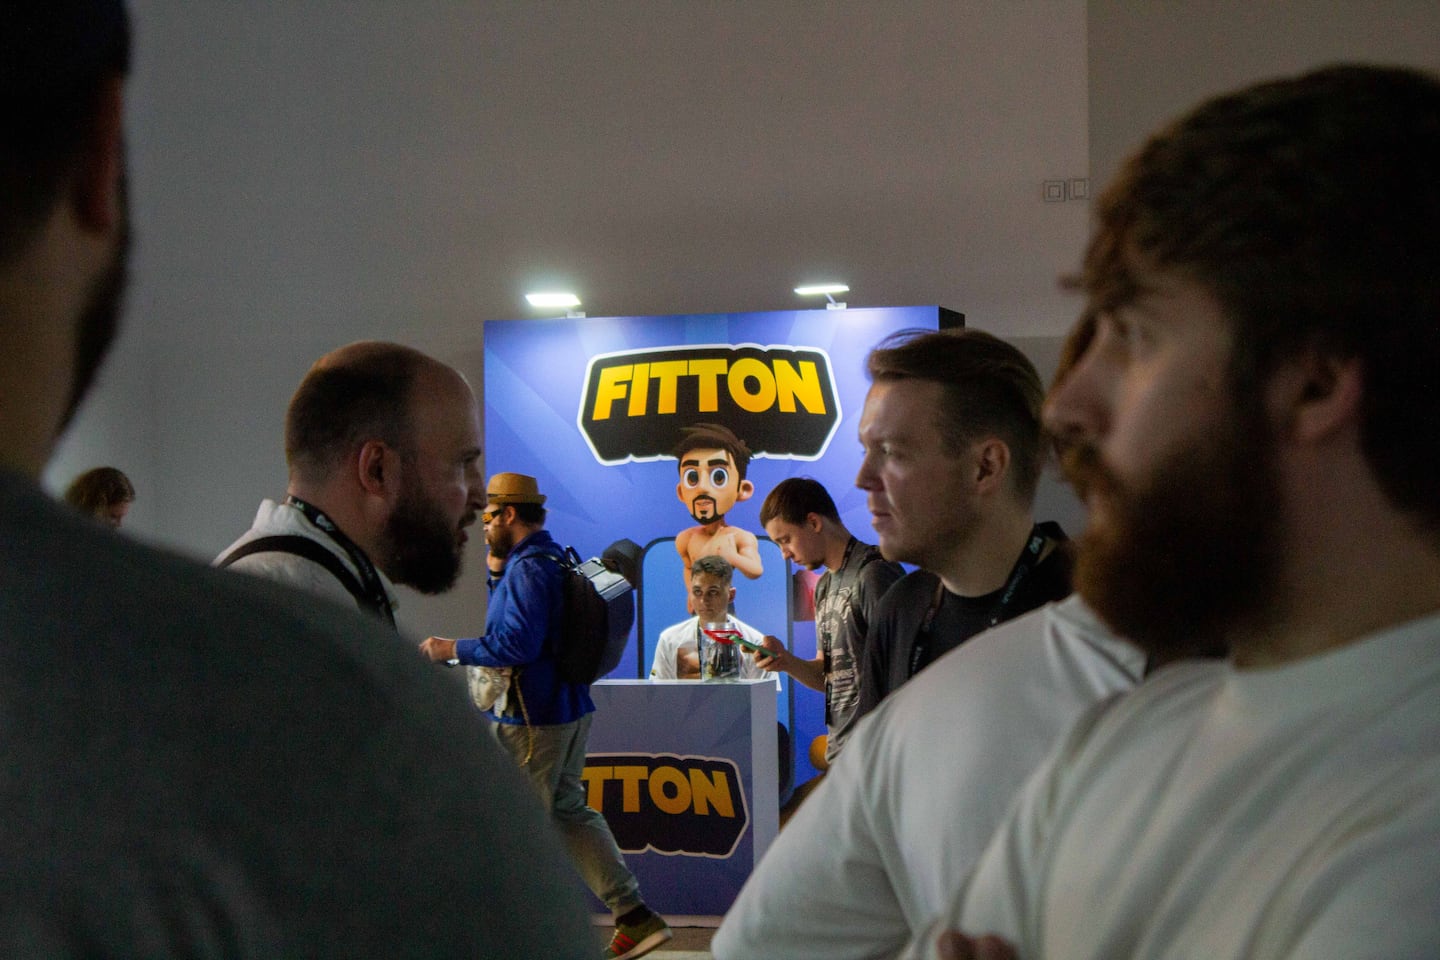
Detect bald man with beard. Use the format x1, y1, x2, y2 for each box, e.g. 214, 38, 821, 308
217, 340, 485, 627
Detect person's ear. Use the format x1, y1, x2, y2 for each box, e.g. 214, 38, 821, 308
1272, 349, 1363, 444
972, 438, 1011, 494
737, 479, 755, 502
75, 76, 126, 233
806, 513, 825, 533
357, 440, 394, 497
727, 586, 737, 604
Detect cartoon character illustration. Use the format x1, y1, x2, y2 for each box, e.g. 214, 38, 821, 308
674, 423, 763, 610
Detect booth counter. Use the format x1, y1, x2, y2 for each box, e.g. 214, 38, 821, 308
583, 679, 778, 919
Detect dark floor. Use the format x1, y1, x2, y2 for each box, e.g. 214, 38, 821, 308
660, 925, 715, 953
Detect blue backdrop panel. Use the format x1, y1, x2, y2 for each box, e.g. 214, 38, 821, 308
483, 306, 950, 785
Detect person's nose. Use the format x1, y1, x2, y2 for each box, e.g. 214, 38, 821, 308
855, 454, 878, 492
1044, 328, 1112, 449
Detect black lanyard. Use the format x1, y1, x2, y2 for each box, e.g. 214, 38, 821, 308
285, 495, 395, 627
909, 523, 1050, 677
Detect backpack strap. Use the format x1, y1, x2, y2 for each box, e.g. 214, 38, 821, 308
532, 545, 577, 657
218, 534, 393, 626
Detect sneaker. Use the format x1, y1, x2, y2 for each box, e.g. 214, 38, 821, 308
603, 912, 672, 959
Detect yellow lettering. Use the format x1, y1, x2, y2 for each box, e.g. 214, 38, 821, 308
648, 360, 689, 415
728, 357, 776, 413
774, 359, 826, 414
591, 366, 632, 421
689, 769, 735, 817
688, 359, 728, 412
581, 766, 611, 811
613, 765, 648, 813
648, 766, 692, 815
591, 352, 830, 422
626, 363, 650, 416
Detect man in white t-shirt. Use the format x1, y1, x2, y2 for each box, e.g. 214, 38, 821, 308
650, 555, 768, 681
714, 596, 1145, 960
909, 65, 1440, 960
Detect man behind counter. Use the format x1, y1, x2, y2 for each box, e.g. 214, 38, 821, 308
651, 554, 769, 681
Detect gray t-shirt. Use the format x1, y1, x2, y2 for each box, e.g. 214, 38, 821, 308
1, 471, 594, 958
814, 538, 904, 760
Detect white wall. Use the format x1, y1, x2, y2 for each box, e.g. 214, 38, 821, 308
44, 1, 1440, 638
48, 0, 1092, 638
1088, 0, 1440, 189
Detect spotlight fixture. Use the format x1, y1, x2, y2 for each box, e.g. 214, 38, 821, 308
794, 282, 849, 309
525, 292, 581, 309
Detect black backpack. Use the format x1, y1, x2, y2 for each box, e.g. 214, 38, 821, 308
544, 539, 640, 685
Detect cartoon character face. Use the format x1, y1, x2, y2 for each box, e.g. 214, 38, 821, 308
677, 446, 754, 524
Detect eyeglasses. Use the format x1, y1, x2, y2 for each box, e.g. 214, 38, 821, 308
481, 507, 502, 524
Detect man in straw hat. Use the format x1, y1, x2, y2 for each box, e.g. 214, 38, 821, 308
423, 473, 674, 960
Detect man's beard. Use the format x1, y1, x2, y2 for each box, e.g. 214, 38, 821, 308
486, 526, 512, 562
61, 208, 129, 430
383, 480, 463, 595
1062, 399, 1277, 663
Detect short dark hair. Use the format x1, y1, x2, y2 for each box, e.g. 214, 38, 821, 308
285, 342, 431, 482
63, 465, 134, 513
691, 555, 734, 584
511, 502, 547, 526
674, 423, 752, 481
866, 328, 1045, 501
0, 0, 131, 267
1079, 65, 1440, 542
759, 476, 839, 527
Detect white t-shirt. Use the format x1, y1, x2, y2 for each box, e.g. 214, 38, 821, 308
650, 615, 768, 681
714, 596, 1145, 960
905, 609, 1440, 960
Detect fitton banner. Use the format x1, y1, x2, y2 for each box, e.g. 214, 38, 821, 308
484, 306, 957, 787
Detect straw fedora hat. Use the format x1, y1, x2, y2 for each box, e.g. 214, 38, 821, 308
486, 472, 547, 505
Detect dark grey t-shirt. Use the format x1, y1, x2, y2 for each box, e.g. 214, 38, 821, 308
0, 471, 593, 958
857, 532, 1074, 721
814, 538, 904, 760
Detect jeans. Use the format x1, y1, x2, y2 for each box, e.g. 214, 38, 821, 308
491, 713, 644, 916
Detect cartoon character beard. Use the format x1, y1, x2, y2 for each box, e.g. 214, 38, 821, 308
1062, 394, 1276, 663
689, 495, 724, 525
